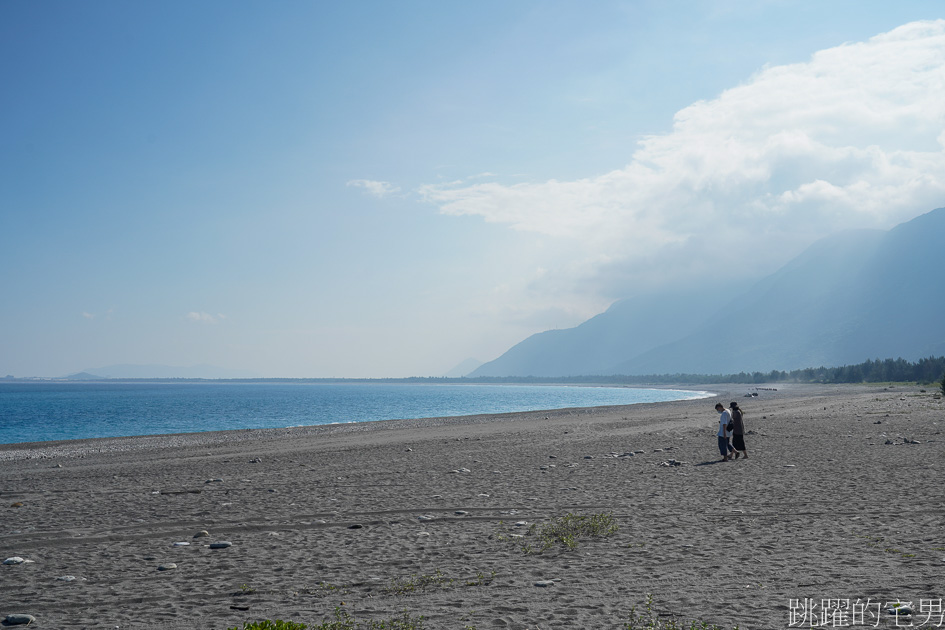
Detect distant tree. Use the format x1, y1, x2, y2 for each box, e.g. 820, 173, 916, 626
940, 373, 945, 396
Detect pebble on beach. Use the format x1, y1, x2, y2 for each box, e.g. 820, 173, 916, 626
4, 614, 36, 625
3, 557, 30, 565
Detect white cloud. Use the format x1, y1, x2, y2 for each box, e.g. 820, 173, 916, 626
186, 312, 223, 324
346, 179, 401, 198
82, 309, 113, 321
420, 20, 945, 305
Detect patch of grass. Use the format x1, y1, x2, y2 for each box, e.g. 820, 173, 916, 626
385, 569, 454, 595
230, 621, 308, 630
625, 595, 739, 630
855, 534, 918, 559
230, 608, 426, 630
520, 512, 618, 554
385, 569, 495, 595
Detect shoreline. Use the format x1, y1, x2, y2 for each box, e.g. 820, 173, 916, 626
2, 383, 942, 628
0, 382, 713, 448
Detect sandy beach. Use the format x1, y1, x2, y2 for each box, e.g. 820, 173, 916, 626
1, 383, 943, 629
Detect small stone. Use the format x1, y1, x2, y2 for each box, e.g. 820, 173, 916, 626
194, 530, 210, 538
347, 524, 364, 529
3, 557, 26, 565
455, 510, 469, 516
9, 502, 23, 508
4, 614, 36, 625
56, 575, 77, 581
209, 541, 232, 549
205, 478, 224, 484
534, 580, 556, 587
172, 542, 190, 547
158, 563, 178, 571
418, 515, 435, 521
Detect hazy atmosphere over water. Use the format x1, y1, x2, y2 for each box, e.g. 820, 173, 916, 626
2, 1, 944, 378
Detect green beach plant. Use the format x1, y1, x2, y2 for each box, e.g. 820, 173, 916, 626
229, 621, 308, 630
625, 595, 739, 630
519, 512, 618, 554
385, 569, 496, 595
229, 608, 426, 630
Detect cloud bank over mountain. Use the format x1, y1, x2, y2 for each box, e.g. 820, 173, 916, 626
423, 21, 945, 309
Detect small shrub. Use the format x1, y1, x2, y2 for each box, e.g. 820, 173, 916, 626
385, 569, 495, 595
626, 595, 738, 630
521, 512, 618, 554
230, 621, 308, 630
230, 609, 426, 630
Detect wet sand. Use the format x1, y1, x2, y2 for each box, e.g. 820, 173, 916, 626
1, 383, 943, 629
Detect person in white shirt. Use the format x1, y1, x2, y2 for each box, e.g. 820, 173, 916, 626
715, 402, 735, 461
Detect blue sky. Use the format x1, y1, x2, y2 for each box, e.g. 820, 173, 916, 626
2, 1, 943, 378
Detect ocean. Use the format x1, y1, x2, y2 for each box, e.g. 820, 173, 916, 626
0, 381, 711, 445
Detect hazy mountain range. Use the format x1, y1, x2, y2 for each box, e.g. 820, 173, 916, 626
472, 207, 945, 377
68, 364, 259, 380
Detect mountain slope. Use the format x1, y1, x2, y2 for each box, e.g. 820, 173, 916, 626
471, 283, 743, 377
615, 207, 945, 374
476, 207, 945, 377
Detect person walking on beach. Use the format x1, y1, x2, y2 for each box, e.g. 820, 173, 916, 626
729, 401, 747, 459
716, 403, 735, 461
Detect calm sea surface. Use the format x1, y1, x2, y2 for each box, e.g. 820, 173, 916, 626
0, 382, 710, 445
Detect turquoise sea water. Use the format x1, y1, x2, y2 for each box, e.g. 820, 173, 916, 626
0, 382, 710, 445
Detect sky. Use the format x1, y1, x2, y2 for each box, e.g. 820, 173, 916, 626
2, 1, 944, 378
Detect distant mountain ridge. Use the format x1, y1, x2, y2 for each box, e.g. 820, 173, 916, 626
72, 364, 259, 379
472, 207, 945, 377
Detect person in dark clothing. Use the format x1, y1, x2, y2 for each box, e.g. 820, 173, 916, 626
729, 401, 747, 459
